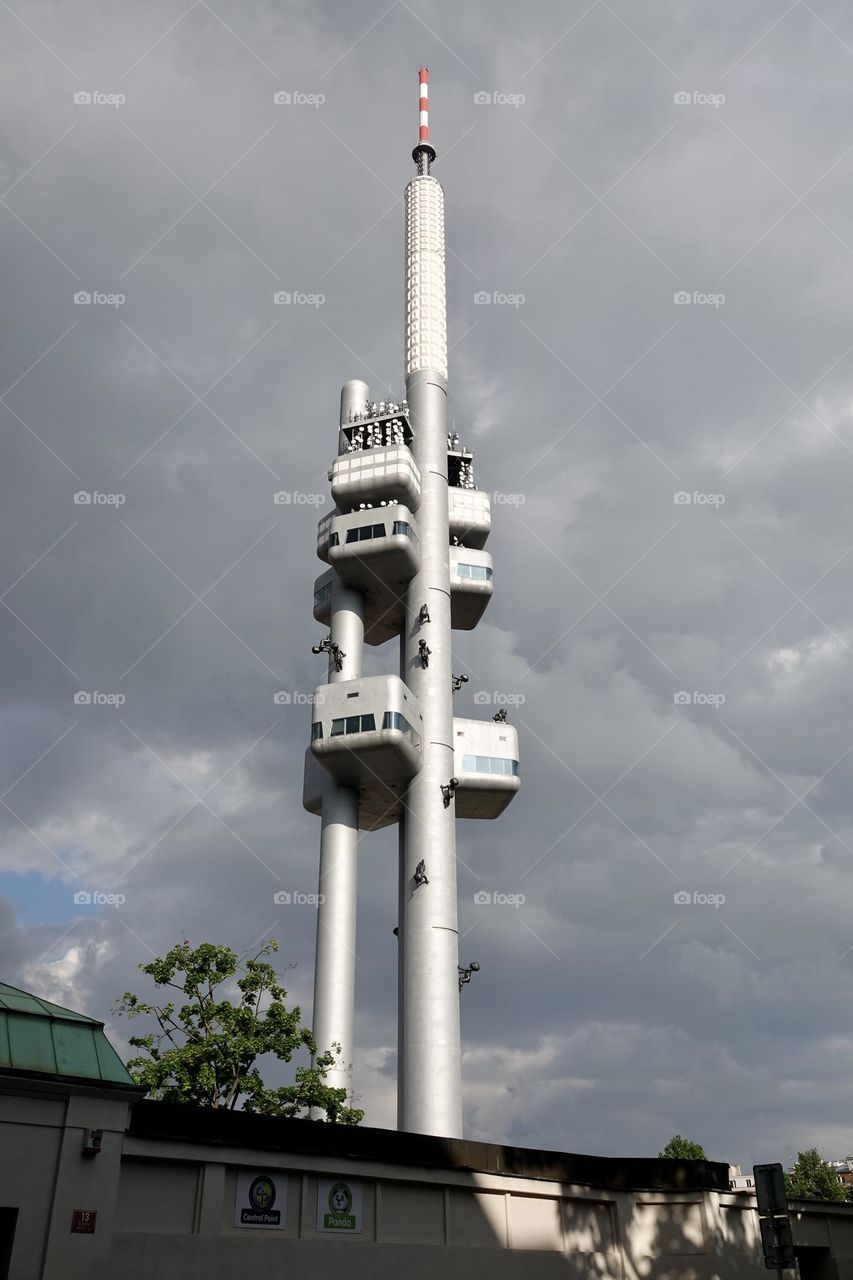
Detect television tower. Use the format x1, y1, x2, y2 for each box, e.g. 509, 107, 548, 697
304, 69, 520, 1138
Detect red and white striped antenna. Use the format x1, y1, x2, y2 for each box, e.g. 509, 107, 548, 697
413, 67, 437, 172
419, 67, 429, 142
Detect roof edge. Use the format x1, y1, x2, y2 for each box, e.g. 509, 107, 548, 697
128, 1099, 731, 1192
0, 1066, 145, 1096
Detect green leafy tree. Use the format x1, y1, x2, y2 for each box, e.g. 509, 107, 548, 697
659, 1134, 707, 1160
114, 939, 362, 1124
785, 1149, 847, 1202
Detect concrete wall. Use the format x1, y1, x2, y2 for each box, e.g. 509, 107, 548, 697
0, 1092, 64, 1278
3, 1079, 853, 1279
108, 1155, 748, 1280
0, 1079, 137, 1280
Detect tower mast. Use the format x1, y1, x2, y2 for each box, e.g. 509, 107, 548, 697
397, 67, 461, 1136
306, 70, 519, 1137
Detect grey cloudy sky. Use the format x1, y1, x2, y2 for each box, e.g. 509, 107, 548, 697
2, 0, 853, 1169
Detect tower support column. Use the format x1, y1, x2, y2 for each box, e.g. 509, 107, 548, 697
312, 780, 359, 1092
398, 364, 462, 1138
311, 574, 363, 1096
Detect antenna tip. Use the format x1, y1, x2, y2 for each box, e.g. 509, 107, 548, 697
418, 68, 429, 142
413, 67, 436, 169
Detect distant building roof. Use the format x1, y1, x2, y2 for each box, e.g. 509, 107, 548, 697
0, 981, 137, 1089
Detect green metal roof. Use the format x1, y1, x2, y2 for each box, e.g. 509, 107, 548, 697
0, 981, 137, 1088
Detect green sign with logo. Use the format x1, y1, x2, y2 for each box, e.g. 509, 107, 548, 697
234, 1170, 286, 1229
317, 1177, 363, 1233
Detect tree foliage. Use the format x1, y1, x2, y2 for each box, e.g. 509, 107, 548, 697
659, 1134, 707, 1160
114, 939, 362, 1124
785, 1149, 848, 1202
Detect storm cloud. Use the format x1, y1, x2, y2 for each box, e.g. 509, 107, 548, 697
1, 0, 853, 1168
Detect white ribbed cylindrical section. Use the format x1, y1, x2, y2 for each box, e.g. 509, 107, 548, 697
405, 176, 447, 380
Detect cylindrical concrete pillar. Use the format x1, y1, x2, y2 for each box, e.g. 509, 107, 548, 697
312, 781, 359, 1094
340, 379, 370, 427
311, 544, 365, 1106
328, 579, 363, 684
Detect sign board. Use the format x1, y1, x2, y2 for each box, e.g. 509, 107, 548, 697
317, 1177, 363, 1233
759, 1215, 796, 1270
754, 1163, 788, 1219
70, 1209, 97, 1234
234, 1171, 287, 1229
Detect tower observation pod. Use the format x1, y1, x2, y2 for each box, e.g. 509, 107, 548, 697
304, 70, 520, 1138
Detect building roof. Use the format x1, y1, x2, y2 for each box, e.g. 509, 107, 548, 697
0, 981, 137, 1089
130, 1099, 733, 1192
